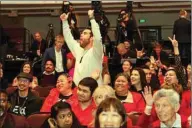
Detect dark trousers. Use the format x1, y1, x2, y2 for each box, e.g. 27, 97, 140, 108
178, 42, 191, 63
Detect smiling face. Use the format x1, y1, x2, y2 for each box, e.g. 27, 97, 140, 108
130, 70, 141, 86
99, 105, 123, 128
23, 64, 31, 74
114, 75, 129, 96
56, 75, 71, 93
122, 61, 132, 72
17, 78, 30, 91
154, 97, 177, 124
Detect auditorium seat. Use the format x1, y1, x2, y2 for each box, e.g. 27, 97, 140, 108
26, 113, 50, 128
34, 86, 54, 97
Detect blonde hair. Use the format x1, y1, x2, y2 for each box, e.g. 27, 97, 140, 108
117, 43, 126, 50
93, 85, 116, 100
55, 35, 64, 42
161, 82, 183, 95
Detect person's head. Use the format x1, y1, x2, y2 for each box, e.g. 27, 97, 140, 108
21, 61, 32, 74
56, 74, 72, 95
187, 64, 191, 76
55, 35, 64, 50
34, 32, 42, 42
95, 97, 127, 128
149, 63, 156, 74
141, 65, 152, 84
119, 10, 129, 22
153, 42, 162, 55
117, 43, 127, 56
114, 73, 130, 96
153, 89, 180, 125
69, 3, 74, 12
164, 69, 179, 85
124, 40, 131, 49
45, 59, 55, 73
50, 101, 80, 128
0, 90, 10, 118
122, 60, 132, 73
77, 77, 98, 103
17, 72, 32, 92
93, 85, 116, 106
161, 82, 183, 95
80, 28, 93, 49
130, 68, 147, 89
66, 52, 75, 70
179, 9, 187, 18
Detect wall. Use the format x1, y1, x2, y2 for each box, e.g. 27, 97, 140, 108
0, 12, 189, 41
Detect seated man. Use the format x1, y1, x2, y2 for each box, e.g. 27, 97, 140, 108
39, 58, 58, 87
9, 72, 42, 117
117, 43, 136, 59
68, 77, 98, 127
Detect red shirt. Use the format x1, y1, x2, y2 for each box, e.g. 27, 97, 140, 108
179, 90, 191, 117
69, 99, 96, 127
122, 92, 145, 113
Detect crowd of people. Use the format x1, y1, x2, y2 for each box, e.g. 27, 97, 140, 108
0, 7, 191, 128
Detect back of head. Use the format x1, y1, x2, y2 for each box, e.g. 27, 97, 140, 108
79, 77, 98, 95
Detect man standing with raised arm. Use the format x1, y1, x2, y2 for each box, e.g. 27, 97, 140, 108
60, 10, 103, 85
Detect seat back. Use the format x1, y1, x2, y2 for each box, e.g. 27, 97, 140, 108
6, 86, 17, 94
26, 113, 50, 128
34, 86, 54, 97
11, 113, 29, 128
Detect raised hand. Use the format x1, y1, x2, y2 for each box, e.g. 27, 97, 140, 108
91, 69, 100, 80
88, 10, 94, 19
136, 48, 145, 58
60, 13, 69, 22
168, 35, 178, 47
48, 118, 57, 128
142, 86, 153, 106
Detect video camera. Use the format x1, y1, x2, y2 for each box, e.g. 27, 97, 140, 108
62, 1, 70, 13
91, 1, 103, 15
117, 1, 133, 22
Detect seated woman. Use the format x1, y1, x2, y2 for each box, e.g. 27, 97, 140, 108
122, 60, 132, 77
93, 85, 116, 106
40, 73, 75, 112
130, 68, 147, 94
138, 88, 189, 128
41, 101, 82, 128
114, 72, 145, 114
12, 61, 38, 89
94, 97, 130, 128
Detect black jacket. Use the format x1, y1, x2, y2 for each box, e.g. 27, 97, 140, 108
9, 89, 42, 117
31, 39, 47, 56
42, 47, 67, 73
173, 18, 191, 43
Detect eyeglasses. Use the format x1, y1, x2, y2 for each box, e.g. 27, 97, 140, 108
18, 78, 30, 84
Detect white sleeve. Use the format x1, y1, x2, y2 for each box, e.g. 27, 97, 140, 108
62, 20, 80, 57
90, 19, 103, 59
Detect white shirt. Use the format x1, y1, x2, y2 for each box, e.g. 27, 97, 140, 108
55, 48, 64, 73
160, 113, 181, 128
63, 19, 103, 85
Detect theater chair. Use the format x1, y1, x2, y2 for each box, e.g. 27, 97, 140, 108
26, 112, 50, 128
34, 86, 54, 97
6, 86, 17, 94
11, 113, 30, 128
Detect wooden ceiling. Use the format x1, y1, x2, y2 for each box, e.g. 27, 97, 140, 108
0, 1, 191, 16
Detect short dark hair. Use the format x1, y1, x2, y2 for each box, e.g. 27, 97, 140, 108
51, 101, 82, 128
45, 58, 56, 67
84, 27, 93, 37
0, 89, 9, 101
95, 98, 127, 128
78, 77, 98, 95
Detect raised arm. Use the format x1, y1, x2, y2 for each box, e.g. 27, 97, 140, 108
168, 35, 187, 89
88, 10, 103, 59
60, 13, 79, 57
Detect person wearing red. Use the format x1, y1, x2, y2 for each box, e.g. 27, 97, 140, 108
68, 77, 98, 127
114, 73, 145, 114
137, 87, 189, 128
40, 73, 76, 112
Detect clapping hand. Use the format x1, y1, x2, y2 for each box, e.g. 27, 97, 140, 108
142, 86, 153, 106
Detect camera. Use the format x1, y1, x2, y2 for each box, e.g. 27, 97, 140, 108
91, 1, 102, 14
117, 13, 127, 22
62, 1, 70, 13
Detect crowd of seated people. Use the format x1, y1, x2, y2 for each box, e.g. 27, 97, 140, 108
0, 8, 190, 128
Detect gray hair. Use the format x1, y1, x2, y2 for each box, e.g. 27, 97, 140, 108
153, 89, 180, 108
